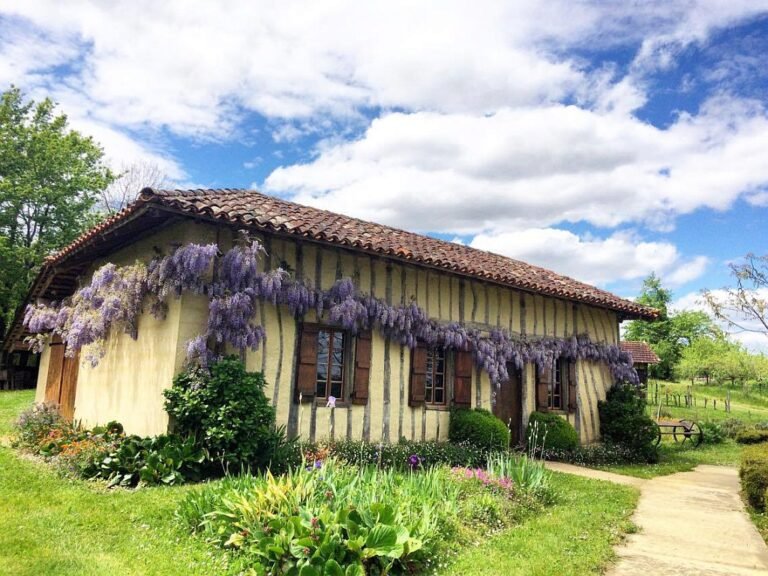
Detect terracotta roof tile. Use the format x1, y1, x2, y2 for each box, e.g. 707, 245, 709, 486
44, 188, 658, 320
620, 341, 660, 364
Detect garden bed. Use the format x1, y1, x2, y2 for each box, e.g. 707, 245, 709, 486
0, 390, 639, 575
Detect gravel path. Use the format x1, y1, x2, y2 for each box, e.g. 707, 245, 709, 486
545, 462, 768, 575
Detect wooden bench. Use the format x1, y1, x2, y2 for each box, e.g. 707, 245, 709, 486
654, 419, 703, 448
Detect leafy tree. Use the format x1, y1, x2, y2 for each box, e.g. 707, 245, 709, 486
0, 86, 113, 337
624, 274, 716, 379
704, 253, 768, 338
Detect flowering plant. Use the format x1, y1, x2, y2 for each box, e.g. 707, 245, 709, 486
24, 236, 639, 391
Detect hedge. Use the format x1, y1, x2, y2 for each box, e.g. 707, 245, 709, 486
448, 408, 510, 452
741, 444, 768, 510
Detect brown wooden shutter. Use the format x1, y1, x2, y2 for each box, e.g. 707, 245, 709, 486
536, 362, 552, 412
409, 343, 428, 406
567, 360, 578, 413
296, 324, 319, 401
453, 349, 473, 407
352, 330, 372, 405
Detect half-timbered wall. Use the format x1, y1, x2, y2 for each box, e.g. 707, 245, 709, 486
35, 220, 620, 442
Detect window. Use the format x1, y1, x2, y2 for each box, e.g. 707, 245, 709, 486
425, 347, 447, 405
316, 328, 346, 399
549, 358, 569, 410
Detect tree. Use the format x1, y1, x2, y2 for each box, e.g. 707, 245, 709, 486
0, 86, 113, 338
704, 253, 768, 337
624, 274, 716, 379
98, 161, 168, 214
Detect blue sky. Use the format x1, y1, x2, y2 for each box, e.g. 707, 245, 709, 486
2, 1, 768, 347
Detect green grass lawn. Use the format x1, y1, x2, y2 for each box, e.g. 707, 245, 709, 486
647, 379, 768, 424
0, 389, 640, 576
444, 473, 638, 576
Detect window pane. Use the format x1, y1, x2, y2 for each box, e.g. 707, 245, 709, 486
316, 380, 326, 398
331, 381, 342, 398
434, 388, 444, 404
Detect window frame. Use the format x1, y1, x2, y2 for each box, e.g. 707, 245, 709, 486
424, 346, 449, 407
549, 357, 569, 411
314, 327, 349, 401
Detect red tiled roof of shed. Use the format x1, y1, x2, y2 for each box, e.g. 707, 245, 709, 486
620, 341, 660, 364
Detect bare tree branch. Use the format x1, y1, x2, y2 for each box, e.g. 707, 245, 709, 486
99, 161, 169, 214
703, 253, 768, 338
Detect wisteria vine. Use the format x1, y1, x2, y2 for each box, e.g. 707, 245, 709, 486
24, 235, 638, 385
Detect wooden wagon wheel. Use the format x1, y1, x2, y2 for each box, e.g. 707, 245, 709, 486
673, 421, 703, 447
653, 421, 662, 447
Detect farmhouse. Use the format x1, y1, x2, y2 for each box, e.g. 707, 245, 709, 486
7, 189, 657, 444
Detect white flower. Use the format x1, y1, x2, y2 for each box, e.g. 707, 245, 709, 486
326, 396, 336, 408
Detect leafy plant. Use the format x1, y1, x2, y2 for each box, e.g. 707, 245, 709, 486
485, 452, 553, 502
179, 460, 470, 574
598, 383, 658, 462
89, 434, 206, 487
700, 421, 726, 444
164, 357, 280, 471
449, 408, 510, 453
526, 412, 578, 453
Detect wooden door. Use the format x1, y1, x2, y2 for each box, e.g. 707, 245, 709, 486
44, 340, 79, 421
493, 367, 522, 446
44, 340, 66, 404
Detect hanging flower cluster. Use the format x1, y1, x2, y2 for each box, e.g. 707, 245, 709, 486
24, 236, 638, 385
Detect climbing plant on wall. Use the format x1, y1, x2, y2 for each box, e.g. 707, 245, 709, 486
24, 234, 639, 387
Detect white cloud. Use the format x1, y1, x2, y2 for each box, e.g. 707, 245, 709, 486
469, 228, 707, 287
264, 99, 768, 234
4, 1, 766, 137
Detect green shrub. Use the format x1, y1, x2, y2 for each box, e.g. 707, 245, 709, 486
598, 383, 658, 462
721, 418, 747, 439
164, 357, 281, 471
741, 444, 768, 510
486, 452, 553, 503
700, 421, 726, 444
736, 429, 768, 445
526, 411, 578, 452
449, 408, 510, 452
313, 439, 488, 470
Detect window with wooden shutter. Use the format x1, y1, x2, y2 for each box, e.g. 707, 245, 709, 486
568, 360, 578, 413
296, 324, 319, 401
536, 362, 551, 412
453, 349, 473, 407
409, 344, 428, 406
352, 330, 372, 405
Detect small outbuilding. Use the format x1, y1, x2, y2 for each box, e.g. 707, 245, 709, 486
619, 341, 660, 386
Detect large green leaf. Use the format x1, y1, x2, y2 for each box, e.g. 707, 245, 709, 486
364, 524, 403, 559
